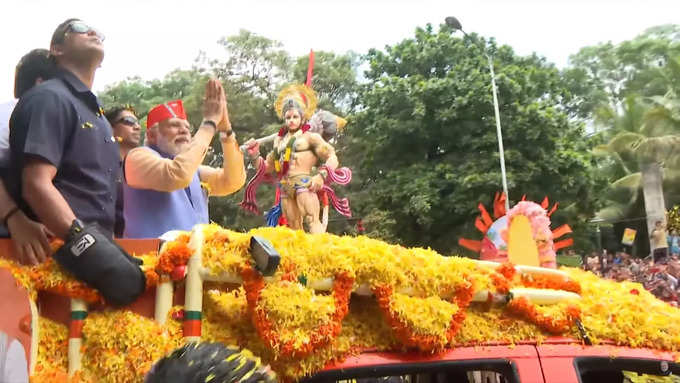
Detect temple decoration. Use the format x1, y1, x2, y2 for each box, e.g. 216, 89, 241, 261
459, 192, 574, 268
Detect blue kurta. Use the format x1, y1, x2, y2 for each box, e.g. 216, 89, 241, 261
122, 146, 209, 238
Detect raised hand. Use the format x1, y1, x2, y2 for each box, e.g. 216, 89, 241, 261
202, 79, 225, 124
218, 91, 232, 133
244, 138, 260, 160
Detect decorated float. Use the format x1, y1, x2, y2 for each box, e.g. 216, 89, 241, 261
0, 192, 680, 382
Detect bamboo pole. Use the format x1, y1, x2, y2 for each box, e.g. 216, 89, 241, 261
183, 227, 205, 342
68, 299, 87, 376
473, 259, 569, 277
201, 272, 580, 304
154, 274, 174, 325
28, 299, 39, 376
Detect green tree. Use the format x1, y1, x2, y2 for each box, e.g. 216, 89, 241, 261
291, 50, 361, 114
594, 56, 680, 252
563, 25, 680, 255
349, 24, 599, 255
99, 69, 208, 131
211, 29, 292, 100
565, 24, 680, 119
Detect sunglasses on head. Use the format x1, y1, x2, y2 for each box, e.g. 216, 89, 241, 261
115, 116, 139, 127
67, 21, 105, 42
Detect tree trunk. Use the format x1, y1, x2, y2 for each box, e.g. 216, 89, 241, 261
641, 161, 666, 254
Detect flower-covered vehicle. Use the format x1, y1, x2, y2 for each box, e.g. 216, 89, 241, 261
1, 209, 680, 382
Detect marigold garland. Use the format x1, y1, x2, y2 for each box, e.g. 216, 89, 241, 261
0, 257, 103, 304
140, 233, 193, 290
241, 264, 354, 358
496, 262, 517, 280
32, 316, 74, 381
30, 369, 84, 383
490, 272, 511, 294
506, 296, 581, 334
156, 233, 191, 275
80, 310, 183, 381
520, 273, 582, 294
373, 279, 475, 352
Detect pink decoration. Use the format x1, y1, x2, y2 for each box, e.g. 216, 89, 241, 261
506, 201, 556, 268
321, 185, 352, 217
240, 157, 276, 214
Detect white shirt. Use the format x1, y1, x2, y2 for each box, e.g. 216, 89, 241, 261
0, 333, 28, 383
0, 99, 17, 168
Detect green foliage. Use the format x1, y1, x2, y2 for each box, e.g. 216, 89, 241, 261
212, 29, 293, 99
291, 50, 361, 113
565, 24, 680, 117
556, 254, 582, 267
591, 55, 680, 222
563, 25, 680, 255
349, 24, 599, 254
668, 205, 680, 233
100, 70, 208, 124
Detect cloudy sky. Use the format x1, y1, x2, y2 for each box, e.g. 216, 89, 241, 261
1, 0, 678, 100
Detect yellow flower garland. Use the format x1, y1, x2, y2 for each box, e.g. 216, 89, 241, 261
3, 224, 680, 382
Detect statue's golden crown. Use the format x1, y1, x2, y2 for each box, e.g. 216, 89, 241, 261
274, 84, 318, 120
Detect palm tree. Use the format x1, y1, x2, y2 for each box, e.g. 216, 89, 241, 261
594, 57, 680, 252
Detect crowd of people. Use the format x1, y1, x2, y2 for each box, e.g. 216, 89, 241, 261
576, 220, 680, 306
584, 250, 680, 306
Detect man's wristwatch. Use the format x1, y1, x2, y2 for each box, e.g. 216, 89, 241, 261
67, 219, 85, 240
220, 130, 234, 141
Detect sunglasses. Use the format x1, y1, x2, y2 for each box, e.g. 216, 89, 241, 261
114, 116, 139, 127
67, 21, 105, 42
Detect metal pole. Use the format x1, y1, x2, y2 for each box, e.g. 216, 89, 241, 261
487, 54, 510, 212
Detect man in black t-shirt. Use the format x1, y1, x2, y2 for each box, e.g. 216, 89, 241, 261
8, 19, 145, 306
9, 19, 118, 237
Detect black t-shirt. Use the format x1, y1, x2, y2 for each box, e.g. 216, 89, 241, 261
8, 68, 120, 236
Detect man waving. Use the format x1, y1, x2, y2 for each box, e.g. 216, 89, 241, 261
123, 80, 245, 238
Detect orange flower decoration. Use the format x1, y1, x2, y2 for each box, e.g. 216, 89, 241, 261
156, 233, 191, 275
506, 296, 581, 334
373, 279, 475, 352
496, 262, 516, 279
241, 264, 354, 358
520, 273, 581, 294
